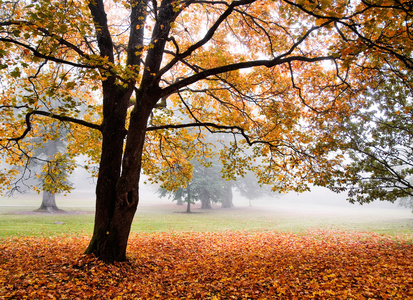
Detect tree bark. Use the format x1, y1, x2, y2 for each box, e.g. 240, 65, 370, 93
84, 0, 180, 262
84, 83, 132, 261
84, 83, 158, 262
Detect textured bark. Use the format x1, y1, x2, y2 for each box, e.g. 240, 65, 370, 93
84, 84, 157, 262
84, 0, 183, 262
84, 80, 128, 258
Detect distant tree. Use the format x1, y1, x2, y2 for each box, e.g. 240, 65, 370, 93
11, 120, 74, 212
158, 185, 184, 205
184, 185, 193, 213
221, 181, 234, 208
192, 158, 228, 209
325, 71, 413, 204
35, 134, 71, 212
399, 196, 413, 213
35, 127, 74, 212
235, 171, 275, 206
158, 157, 230, 210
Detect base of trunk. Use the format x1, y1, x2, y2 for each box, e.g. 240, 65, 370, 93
35, 206, 65, 213
85, 229, 128, 263
85, 199, 138, 263
38, 191, 62, 213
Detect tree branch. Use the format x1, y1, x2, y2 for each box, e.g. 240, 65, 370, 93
1, 110, 101, 143
126, 0, 147, 67
146, 120, 310, 160
0, 37, 93, 69
87, 0, 115, 63
0, 20, 91, 57
157, 0, 256, 78
146, 121, 254, 142
160, 55, 335, 99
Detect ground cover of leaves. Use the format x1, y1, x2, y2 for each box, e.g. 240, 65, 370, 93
0, 230, 412, 299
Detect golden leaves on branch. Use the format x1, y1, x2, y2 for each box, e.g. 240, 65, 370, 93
1, 0, 412, 197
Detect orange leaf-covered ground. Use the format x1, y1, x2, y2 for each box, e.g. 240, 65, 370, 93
1, 230, 412, 299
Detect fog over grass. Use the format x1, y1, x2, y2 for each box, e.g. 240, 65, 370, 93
2, 169, 410, 213
1, 166, 411, 236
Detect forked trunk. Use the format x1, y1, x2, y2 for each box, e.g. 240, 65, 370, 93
85, 193, 139, 262
85, 86, 154, 263
84, 0, 176, 262
85, 125, 144, 262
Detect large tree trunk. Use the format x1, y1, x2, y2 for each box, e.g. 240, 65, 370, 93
84, 85, 155, 263
85, 0, 178, 263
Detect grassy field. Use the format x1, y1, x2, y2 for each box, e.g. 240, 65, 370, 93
1, 189, 412, 238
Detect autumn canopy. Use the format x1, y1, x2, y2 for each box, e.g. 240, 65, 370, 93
0, 0, 411, 261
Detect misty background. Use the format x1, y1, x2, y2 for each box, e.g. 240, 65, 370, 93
2, 163, 410, 218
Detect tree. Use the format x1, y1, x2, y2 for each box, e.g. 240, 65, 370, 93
235, 170, 275, 206
1, 0, 411, 262
1, 70, 89, 210
34, 125, 73, 212
325, 70, 413, 204
399, 195, 413, 212
14, 121, 75, 212
220, 181, 234, 208
158, 157, 229, 210
192, 158, 227, 209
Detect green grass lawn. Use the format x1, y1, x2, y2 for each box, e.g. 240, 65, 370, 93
1, 192, 412, 238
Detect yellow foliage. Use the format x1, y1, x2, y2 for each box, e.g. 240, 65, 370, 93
0, 0, 410, 195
